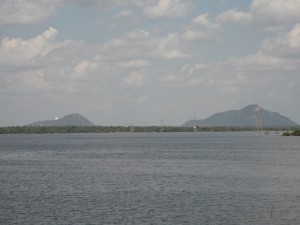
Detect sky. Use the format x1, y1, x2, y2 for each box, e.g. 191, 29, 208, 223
1, 0, 300, 126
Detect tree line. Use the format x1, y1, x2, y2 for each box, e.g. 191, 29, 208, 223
282, 130, 300, 136
0, 126, 298, 134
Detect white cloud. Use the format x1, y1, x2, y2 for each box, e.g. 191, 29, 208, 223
251, 0, 300, 26
144, 0, 190, 18
103, 29, 150, 51
0, 0, 144, 25
228, 52, 299, 71
111, 9, 138, 27
0, 0, 63, 24
192, 14, 220, 30
286, 24, 300, 48
3, 69, 49, 94
183, 14, 220, 41
73, 0, 143, 8
0, 28, 105, 97
20, 69, 48, 91
103, 29, 188, 60
101, 29, 151, 60
0, 27, 68, 65
159, 63, 209, 88
181, 63, 207, 74
159, 48, 300, 90
118, 59, 150, 68
262, 24, 300, 57
217, 0, 300, 28
121, 71, 148, 87
114, 9, 134, 18
124, 29, 151, 40
182, 30, 217, 42
216, 9, 251, 25
73, 60, 98, 80
151, 33, 188, 59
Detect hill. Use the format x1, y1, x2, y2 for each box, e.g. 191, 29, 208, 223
182, 105, 299, 127
26, 113, 95, 127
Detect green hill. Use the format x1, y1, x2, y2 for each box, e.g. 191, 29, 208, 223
182, 105, 299, 127
26, 113, 95, 127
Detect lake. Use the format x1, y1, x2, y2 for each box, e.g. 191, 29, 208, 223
0, 132, 300, 224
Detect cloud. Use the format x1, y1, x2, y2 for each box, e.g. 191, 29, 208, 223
73, 60, 98, 80
103, 29, 188, 60
228, 52, 299, 71
151, 33, 189, 59
217, 0, 300, 28
0, 27, 68, 65
0, 0, 143, 25
159, 63, 211, 88
5, 25, 297, 101
1, 69, 49, 95
159, 47, 300, 91
250, 0, 300, 27
262, 24, 300, 57
1, 27, 183, 98
124, 29, 150, 40
182, 30, 217, 42
73, 0, 143, 8
103, 29, 150, 51
182, 14, 221, 41
0, 0, 63, 25
114, 9, 134, 18
17, 69, 49, 91
216, 9, 251, 25
101, 29, 151, 60
121, 71, 148, 87
110, 9, 139, 27
0, 28, 101, 97
118, 59, 150, 68
192, 13, 220, 30
144, 0, 191, 18
181, 63, 207, 74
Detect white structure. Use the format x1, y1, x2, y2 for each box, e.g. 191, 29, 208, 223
193, 125, 199, 132
254, 104, 264, 136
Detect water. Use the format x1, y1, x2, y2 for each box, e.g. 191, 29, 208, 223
0, 132, 300, 225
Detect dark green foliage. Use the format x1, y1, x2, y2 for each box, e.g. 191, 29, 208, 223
282, 131, 291, 136
282, 130, 300, 136
0, 126, 189, 134
0, 126, 298, 134
291, 130, 300, 136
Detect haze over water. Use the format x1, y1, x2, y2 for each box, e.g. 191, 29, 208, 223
1, 132, 300, 224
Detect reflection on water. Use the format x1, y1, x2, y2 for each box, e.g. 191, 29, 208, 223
1, 132, 300, 224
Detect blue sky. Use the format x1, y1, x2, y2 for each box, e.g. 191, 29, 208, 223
1, 0, 300, 126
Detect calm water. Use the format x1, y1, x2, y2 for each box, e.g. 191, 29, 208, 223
0, 132, 300, 225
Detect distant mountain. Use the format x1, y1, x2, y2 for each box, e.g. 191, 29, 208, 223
26, 113, 95, 127
182, 105, 299, 127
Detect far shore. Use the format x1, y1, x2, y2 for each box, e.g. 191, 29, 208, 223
0, 126, 299, 134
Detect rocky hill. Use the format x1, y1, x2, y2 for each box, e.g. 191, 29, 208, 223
182, 105, 299, 127
26, 113, 95, 127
